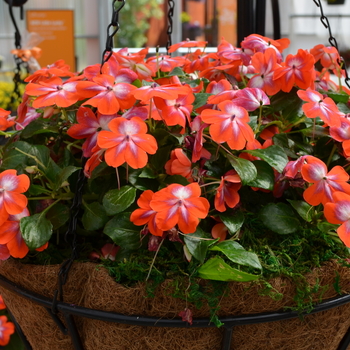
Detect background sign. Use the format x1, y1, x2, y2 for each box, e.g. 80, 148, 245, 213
26, 10, 75, 71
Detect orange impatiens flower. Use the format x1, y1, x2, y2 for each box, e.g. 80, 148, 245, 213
130, 190, 164, 237
165, 148, 193, 181
150, 183, 210, 234
214, 170, 242, 212
329, 117, 350, 157
0, 170, 30, 226
301, 156, 350, 206
0, 109, 14, 131
201, 100, 255, 150
168, 39, 207, 53
0, 315, 15, 346
248, 48, 281, 96
97, 117, 157, 169
211, 222, 228, 242
77, 74, 137, 115
25, 76, 80, 108
274, 49, 316, 92
297, 88, 343, 127
324, 191, 350, 247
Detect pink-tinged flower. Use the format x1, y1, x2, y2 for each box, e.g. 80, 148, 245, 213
0, 170, 30, 226
248, 48, 281, 95
150, 183, 210, 234
301, 156, 350, 206
189, 116, 211, 163
241, 34, 290, 62
67, 106, 116, 157
84, 145, 105, 178
183, 50, 217, 74
0, 315, 15, 346
329, 117, 350, 157
297, 89, 343, 127
284, 156, 308, 179
178, 308, 193, 325
146, 55, 188, 73
168, 39, 208, 53
0, 245, 10, 260
206, 79, 238, 106
25, 76, 79, 108
310, 44, 340, 70
274, 49, 316, 92
154, 89, 194, 131
233, 87, 270, 111
131, 83, 189, 103
97, 117, 157, 169
122, 106, 149, 121
130, 190, 164, 237
0, 208, 30, 259
211, 222, 228, 242
324, 191, 350, 247
165, 149, 193, 181
200, 100, 255, 150
217, 38, 250, 65
100, 243, 119, 261
77, 74, 137, 115
214, 170, 242, 212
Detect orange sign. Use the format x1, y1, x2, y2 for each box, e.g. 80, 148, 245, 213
26, 10, 75, 71
218, 0, 237, 46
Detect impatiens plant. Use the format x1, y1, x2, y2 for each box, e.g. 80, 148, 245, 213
1, 33, 350, 288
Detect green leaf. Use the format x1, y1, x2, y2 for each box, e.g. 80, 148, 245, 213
21, 118, 59, 138
193, 93, 212, 109
317, 221, 339, 233
259, 203, 300, 234
20, 213, 53, 249
326, 91, 349, 104
104, 213, 140, 250
163, 175, 190, 186
244, 145, 289, 173
219, 211, 245, 235
46, 203, 70, 230
210, 241, 262, 270
246, 160, 275, 190
287, 200, 312, 222
139, 167, 157, 179
82, 202, 109, 231
103, 186, 137, 215
227, 156, 257, 185
183, 227, 217, 263
53, 166, 81, 191
168, 67, 185, 77
197, 256, 260, 282
27, 184, 48, 196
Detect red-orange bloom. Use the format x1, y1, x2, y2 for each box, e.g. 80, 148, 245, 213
324, 191, 350, 247
297, 89, 343, 127
150, 183, 210, 234
25, 77, 79, 108
0, 295, 6, 310
214, 170, 242, 212
97, 117, 157, 169
301, 156, 350, 206
0, 109, 14, 131
201, 100, 255, 150
0, 170, 29, 226
0, 208, 30, 258
77, 74, 137, 115
165, 149, 193, 181
211, 223, 228, 242
274, 49, 316, 92
310, 44, 340, 70
168, 39, 207, 53
0, 315, 15, 346
130, 190, 164, 237
329, 117, 350, 157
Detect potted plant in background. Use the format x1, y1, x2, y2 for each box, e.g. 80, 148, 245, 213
0, 33, 350, 350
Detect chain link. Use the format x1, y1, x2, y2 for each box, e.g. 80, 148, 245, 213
166, 0, 175, 54
100, 0, 125, 73
52, 158, 87, 313
313, 0, 350, 89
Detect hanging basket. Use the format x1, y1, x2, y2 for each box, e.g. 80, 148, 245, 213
1, 259, 350, 350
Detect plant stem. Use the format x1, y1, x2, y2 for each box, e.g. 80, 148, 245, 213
14, 147, 46, 169
146, 238, 164, 281
326, 143, 337, 167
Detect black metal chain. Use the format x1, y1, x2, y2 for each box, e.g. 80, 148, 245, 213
6, 0, 28, 111
166, 0, 175, 54
313, 0, 350, 89
100, 0, 125, 73
52, 158, 87, 314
